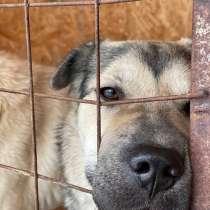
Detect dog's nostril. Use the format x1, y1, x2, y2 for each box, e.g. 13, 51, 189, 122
135, 161, 150, 174
130, 157, 152, 174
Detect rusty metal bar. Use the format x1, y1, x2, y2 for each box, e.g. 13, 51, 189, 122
23, 0, 40, 209
191, 0, 210, 209
0, 3, 24, 8
0, 87, 207, 105
0, 0, 141, 8
31, 1, 94, 7
0, 88, 97, 104
0, 163, 92, 194
95, 0, 102, 154
102, 90, 207, 106
29, 0, 141, 6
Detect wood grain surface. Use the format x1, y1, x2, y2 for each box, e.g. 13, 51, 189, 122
0, 0, 192, 66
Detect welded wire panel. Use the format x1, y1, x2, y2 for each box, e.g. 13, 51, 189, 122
191, 0, 210, 209
0, 0, 209, 207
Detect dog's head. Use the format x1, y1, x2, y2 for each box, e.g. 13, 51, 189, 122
52, 40, 192, 210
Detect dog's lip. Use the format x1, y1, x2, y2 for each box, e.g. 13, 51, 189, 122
92, 193, 152, 210
85, 170, 95, 185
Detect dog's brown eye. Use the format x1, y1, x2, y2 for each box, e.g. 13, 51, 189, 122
100, 87, 119, 101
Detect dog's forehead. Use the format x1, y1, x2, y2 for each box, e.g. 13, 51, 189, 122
86, 41, 190, 97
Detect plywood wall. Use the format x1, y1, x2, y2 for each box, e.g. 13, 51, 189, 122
0, 0, 192, 65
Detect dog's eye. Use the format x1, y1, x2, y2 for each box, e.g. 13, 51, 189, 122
180, 102, 190, 116
100, 87, 119, 101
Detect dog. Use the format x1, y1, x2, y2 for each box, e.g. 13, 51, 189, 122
52, 39, 192, 210
0, 39, 191, 210
0, 51, 69, 210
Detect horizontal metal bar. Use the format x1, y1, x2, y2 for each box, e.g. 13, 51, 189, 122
30, 1, 94, 7
102, 90, 208, 106
0, 88, 96, 104
0, 87, 208, 105
0, 3, 24, 8
0, 0, 141, 8
101, 0, 141, 4
0, 163, 92, 194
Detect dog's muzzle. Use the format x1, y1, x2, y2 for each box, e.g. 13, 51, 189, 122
90, 144, 185, 210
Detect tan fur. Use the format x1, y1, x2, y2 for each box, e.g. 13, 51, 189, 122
59, 40, 191, 210
0, 39, 191, 210
0, 51, 69, 210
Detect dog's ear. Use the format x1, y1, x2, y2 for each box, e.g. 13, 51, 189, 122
176, 38, 192, 64
177, 38, 192, 49
51, 42, 95, 90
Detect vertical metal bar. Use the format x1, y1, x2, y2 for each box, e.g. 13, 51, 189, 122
23, 1, 40, 209
191, 0, 210, 209
95, 0, 102, 154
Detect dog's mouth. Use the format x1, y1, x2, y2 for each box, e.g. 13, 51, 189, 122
85, 167, 95, 186
86, 165, 188, 210
95, 191, 151, 209
88, 173, 157, 210
85, 140, 190, 210
91, 190, 180, 210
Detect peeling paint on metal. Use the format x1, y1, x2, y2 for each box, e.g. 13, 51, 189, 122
191, 0, 210, 209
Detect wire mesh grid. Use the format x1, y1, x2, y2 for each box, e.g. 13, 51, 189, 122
0, 0, 209, 209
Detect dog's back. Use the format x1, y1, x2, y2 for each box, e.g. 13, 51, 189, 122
0, 51, 68, 210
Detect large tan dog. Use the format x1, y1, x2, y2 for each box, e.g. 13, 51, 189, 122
0, 39, 191, 210
0, 51, 69, 210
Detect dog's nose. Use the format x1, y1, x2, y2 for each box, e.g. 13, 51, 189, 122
130, 146, 184, 198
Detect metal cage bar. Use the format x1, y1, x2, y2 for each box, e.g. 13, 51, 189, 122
0, 0, 141, 8
23, 0, 40, 209
191, 0, 210, 209
0, 87, 206, 105
0, 0, 209, 209
0, 163, 92, 194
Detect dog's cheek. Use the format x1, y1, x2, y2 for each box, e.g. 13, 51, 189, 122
77, 103, 98, 172
77, 98, 121, 171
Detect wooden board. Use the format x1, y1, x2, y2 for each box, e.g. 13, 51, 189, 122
0, 0, 192, 66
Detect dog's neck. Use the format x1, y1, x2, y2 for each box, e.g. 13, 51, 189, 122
60, 103, 97, 210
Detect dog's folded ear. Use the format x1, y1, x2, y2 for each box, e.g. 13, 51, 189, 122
176, 38, 192, 64
177, 38, 192, 49
51, 42, 95, 90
